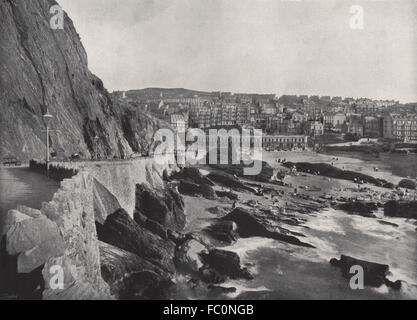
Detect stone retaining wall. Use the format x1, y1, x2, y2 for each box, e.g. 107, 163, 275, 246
2, 158, 177, 299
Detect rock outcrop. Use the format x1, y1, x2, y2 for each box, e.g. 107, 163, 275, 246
97, 208, 176, 274
330, 255, 401, 290
211, 161, 274, 183
221, 208, 314, 248
207, 171, 253, 192
174, 239, 208, 274
99, 241, 168, 298
336, 201, 378, 218
178, 180, 217, 200
200, 249, 252, 280
205, 221, 239, 244
134, 183, 185, 231
384, 200, 417, 219
93, 178, 122, 224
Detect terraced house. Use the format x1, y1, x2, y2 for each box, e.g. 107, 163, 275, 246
383, 114, 417, 142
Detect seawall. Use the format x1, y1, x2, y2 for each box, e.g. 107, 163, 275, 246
1, 158, 177, 299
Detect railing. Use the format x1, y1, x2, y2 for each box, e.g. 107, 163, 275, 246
29, 160, 78, 182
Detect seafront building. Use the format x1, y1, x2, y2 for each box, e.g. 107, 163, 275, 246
383, 114, 417, 142
125, 91, 416, 147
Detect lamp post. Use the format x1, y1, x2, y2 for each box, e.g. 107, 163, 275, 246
43, 109, 53, 176
94, 135, 99, 160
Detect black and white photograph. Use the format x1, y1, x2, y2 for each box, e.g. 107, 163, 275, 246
0, 0, 416, 304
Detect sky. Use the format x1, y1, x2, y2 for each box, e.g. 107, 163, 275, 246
58, 0, 417, 102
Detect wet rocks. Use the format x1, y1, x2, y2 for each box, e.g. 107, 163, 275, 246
221, 208, 314, 248
99, 241, 168, 298
205, 221, 239, 244
174, 239, 208, 274
398, 179, 416, 190
135, 184, 185, 231
330, 255, 401, 290
336, 201, 378, 218
97, 208, 176, 273
200, 249, 253, 280
5, 215, 65, 279
384, 200, 417, 219
1, 210, 31, 237
99, 241, 166, 282
6, 215, 64, 257
178, 181, 217, 200
198, 265, 227, 284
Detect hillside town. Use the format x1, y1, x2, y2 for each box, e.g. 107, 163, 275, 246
115, 90, 417, 151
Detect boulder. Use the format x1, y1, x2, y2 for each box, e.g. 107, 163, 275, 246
99, 241, 167, 282
336, 201, 378, 218
178, 180, 217, 200
2, 210, 31, 236
135, 184, 185, 231
175, 239, 208, 274
200, 249, 252, 280
330, 255, 401, 290
222, 208, 314, 248
398, 179, 416, 190
205, 221, 239, 244
384, 200, 417, 219
6, 216, 63, 257
15, 206, 42, 219
17, 236, 65, 273
98, 209, 176, 273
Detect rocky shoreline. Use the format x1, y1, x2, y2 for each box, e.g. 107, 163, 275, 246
1, 152, 416, 300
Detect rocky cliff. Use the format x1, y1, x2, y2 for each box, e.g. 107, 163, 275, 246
0, 0, 165, 161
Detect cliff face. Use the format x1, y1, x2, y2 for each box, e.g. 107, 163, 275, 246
0, 0, 162, 160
